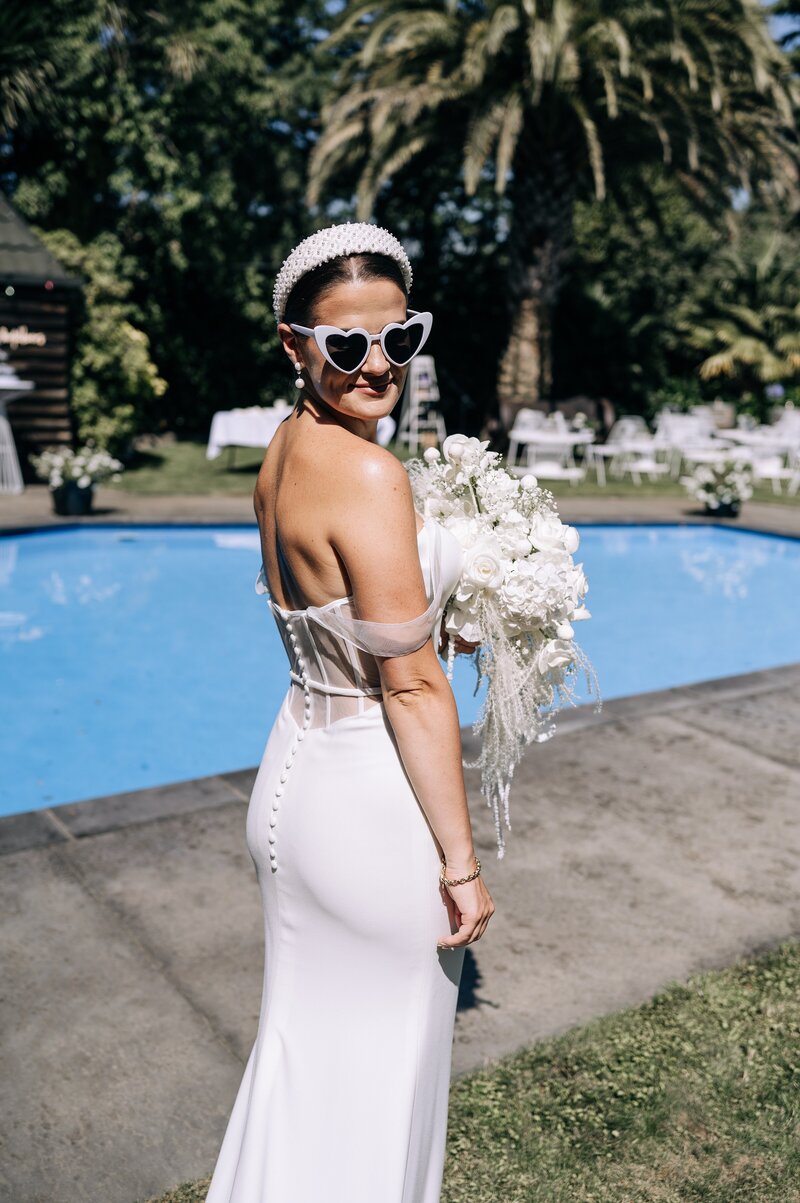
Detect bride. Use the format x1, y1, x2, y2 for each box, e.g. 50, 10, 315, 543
205, 221, 495, 1203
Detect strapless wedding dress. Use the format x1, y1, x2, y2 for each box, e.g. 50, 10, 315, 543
205, 515, 466, 1203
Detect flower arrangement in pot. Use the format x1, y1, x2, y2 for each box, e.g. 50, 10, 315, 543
30, 442, 124, 515
679, 458, 753, 518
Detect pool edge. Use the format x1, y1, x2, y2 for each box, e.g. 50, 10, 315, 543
4, 659, 800, 857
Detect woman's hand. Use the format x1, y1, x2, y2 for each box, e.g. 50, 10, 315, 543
438, 628, 481, 658
437, 863, 495, 949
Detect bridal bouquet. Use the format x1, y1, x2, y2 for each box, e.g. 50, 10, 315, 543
406, 434, 601, 858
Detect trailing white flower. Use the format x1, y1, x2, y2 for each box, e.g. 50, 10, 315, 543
405, 439, 601, 859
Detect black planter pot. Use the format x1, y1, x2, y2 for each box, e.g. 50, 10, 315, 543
51, 481, 94, 516
705, 500, 740, 518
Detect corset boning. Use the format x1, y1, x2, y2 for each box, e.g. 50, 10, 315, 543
261, 517, 464, 731
271, 606, 386, 729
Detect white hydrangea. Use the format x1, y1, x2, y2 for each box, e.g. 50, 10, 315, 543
30, 444, 125, 489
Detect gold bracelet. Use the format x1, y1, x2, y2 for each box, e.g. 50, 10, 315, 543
439, 856, 482, 887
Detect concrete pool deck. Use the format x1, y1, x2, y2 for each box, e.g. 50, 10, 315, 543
2, 487, 800, 1203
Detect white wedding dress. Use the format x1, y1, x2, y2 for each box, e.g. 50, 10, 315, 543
205, 514, 466, 1203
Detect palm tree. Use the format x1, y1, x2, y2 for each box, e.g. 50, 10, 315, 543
307, 0, 799, 426
0, 0, 98, 131
676, 218, 800, 392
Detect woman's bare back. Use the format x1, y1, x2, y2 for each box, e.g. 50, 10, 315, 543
253, 406, 423, 614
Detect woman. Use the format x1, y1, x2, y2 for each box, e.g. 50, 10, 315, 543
205, 221, 495, 1203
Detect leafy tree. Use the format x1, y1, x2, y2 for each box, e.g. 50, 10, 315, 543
308, 0, 800, 427
4, 0, 330, 438
0, 0, 98, 129
558, 162, 728, 411
673, 212, 800, 418
35, 226, 167, 456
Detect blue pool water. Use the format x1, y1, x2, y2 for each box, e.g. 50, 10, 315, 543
1, 522, 799, 817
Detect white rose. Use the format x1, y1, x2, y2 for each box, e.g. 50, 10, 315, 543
442, 434, 469, 463
563, 525, 580, 553
423, 446, 440, 463
529, 512, 573, 553
447, 515, 482, 549
445, 608, 482, 643
520, 474, 538, 490
536, 639, 575, 674
442, 433, 490, 467
462, 540, 505, 591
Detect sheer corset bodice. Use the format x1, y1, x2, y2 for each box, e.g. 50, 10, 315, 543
255, 515, 464, 729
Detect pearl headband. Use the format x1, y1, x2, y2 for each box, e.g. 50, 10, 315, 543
272, 221, 413, 323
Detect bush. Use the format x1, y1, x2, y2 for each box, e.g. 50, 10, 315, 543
35, 228, 167, 458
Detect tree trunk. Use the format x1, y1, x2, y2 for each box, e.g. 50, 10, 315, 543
497, 294, 545, 428
497, 136, 577, 430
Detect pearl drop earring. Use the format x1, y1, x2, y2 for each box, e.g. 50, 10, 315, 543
294, 361, 304, 389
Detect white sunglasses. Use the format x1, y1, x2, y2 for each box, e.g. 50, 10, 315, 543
289, 309, 433, 373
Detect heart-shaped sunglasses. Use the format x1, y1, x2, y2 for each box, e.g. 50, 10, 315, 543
288, 309, 432, 374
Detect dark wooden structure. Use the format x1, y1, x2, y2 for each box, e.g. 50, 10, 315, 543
0, 195, 82, 472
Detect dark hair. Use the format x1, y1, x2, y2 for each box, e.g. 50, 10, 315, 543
282, 252, 409, 327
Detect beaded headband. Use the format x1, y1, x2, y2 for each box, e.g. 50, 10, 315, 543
272, 221, 413, 323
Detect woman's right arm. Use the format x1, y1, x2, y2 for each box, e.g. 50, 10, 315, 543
331, 448, 494, 949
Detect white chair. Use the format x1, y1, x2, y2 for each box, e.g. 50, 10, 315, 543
585, 416, 656, 486
770, 408, 800, 439
395, 355, 447, 452
542, 410, 569, 434
520, 445, 586, 486
654, 412, 733, 477
750, 447, 800, 495
689, 405, 717, 433
507, 409, 546, 467
789, 448, 800, 496
510, 457, 585, 486
618, 451, 672, 484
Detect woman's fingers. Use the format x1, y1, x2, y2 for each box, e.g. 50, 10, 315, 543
437, 889, 495, 948
437, 630, 481, 658
439, 915, 485, 948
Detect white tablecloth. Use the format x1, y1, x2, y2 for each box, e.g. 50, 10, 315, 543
207, 406, 396, 458
206, 406, 292, 459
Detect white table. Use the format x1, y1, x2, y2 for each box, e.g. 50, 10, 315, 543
207, 405, 396, 463
207, 405, 293, 461
519, 430, 595, 467
721, 428, 800, 453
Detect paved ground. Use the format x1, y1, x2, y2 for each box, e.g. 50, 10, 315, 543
3, 479, 800, 535
2, 487, 800, 1203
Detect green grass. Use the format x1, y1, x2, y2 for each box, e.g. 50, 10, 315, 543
110, 439, 799, 507
144, 940, 800, 1203
107, 441, 267, 495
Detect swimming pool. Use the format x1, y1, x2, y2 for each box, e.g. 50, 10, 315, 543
1, 522, 799, 817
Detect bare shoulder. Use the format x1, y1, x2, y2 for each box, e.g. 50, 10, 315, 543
327, 437, 427, 620
327, 438, 416, 541
343, 438, 411, 497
